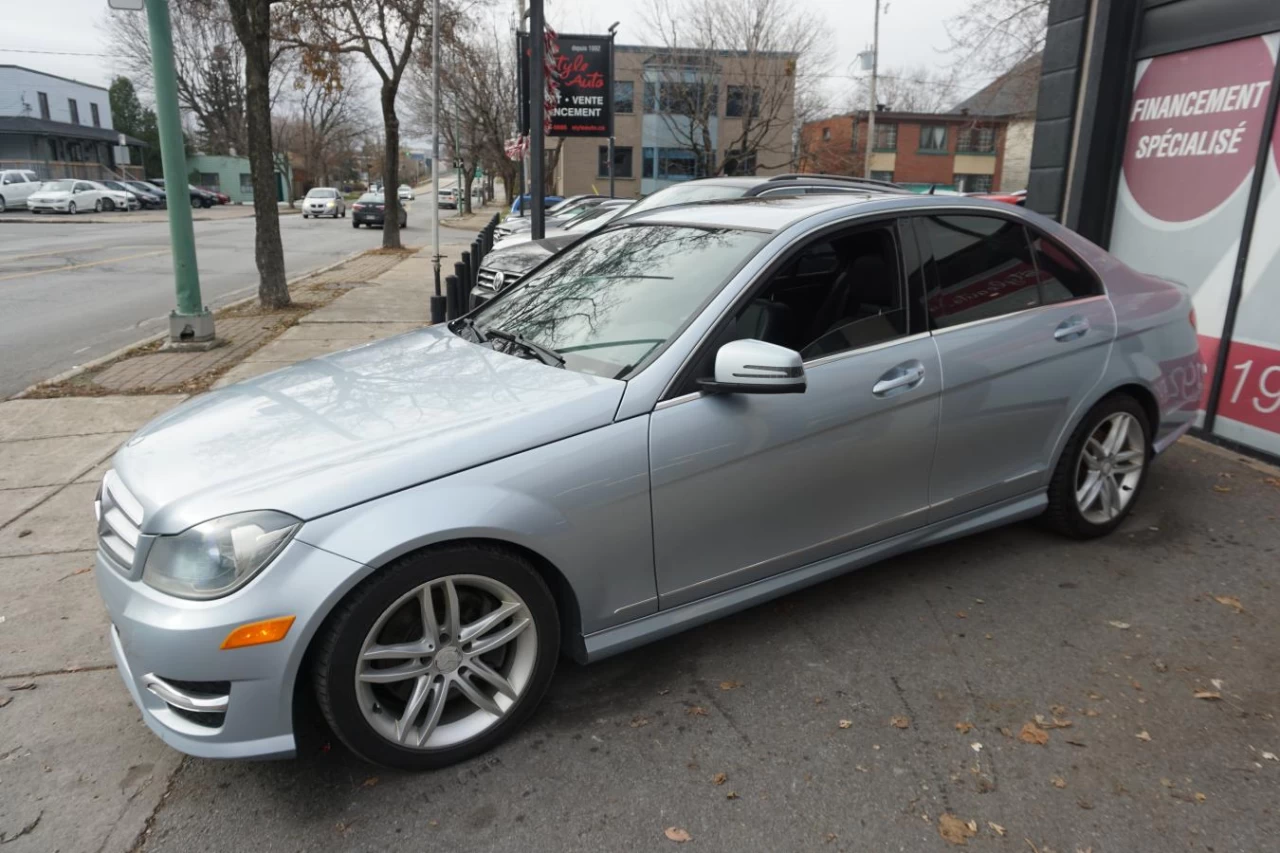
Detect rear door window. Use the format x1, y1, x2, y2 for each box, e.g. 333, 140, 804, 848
1028, 230, 1102, 304
916, 214, 1041, 329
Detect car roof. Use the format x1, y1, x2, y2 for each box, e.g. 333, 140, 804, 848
615, 192, 1038, 233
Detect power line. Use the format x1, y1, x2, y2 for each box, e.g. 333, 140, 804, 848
0, 47, 127, 58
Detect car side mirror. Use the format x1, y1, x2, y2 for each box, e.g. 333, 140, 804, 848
698, 339, 806, 395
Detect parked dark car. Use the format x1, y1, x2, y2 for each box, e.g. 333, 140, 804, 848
471, 175, 912, 306
126, 180, 166, 207
351, 192, 407, 229
509, 193, 565, 214
100, 179, 164, 210
148, 178, 217, 208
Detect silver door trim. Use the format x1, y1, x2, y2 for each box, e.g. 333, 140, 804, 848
930, 295, 1110, 338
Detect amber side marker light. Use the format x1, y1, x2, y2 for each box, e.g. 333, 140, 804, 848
221, 616, 296, 650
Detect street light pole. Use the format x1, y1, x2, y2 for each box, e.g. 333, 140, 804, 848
864, 0, 881, 180
429, 0, 445, 323
607, 21, 619, 198
529, 0, 545, 239
143, 0, 213, 346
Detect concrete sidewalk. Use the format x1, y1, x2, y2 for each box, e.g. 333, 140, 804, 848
0, 244, 466, 852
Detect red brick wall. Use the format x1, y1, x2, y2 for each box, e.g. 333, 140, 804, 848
799, 116, 860, 175
889, 122, 957, 185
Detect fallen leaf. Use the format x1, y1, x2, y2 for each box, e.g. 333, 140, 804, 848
361, 776, 379, 788
937, 813, 977, 846
838, 719, 853, 729
1136, 730, 1152, 742
1019, 722, 1049, 745
956, 611, 967, 619
890, 715, 910, 729
1051, 704, 1069, 716
971, 742, 983, 752
825, 832, 838, 843
1264, 476, 1280, 488
1195, 792, 1207, 803
1153, 660, 1168, 673
1084, 708, 1100, 717
984, 633, 994, 640
712, 772, 727, 786
1193, 690, 1222, 700
999, 726, 1014, 738
1212, 484, 1231, 493
1213, 595, 1245, 613
855, 764, 870, 772
664, 827, 692, 843
1052, 776, 1067, 788
955, 721, 974, 734
719, 680, 743, 691
1211, 678, 1225, 690
630, 715, 651, 728
657, 688, 670, 696
428, 819, 439, 828
988, 821, 1007, 837
814, 696, 825, 705
1131, 679, 1143, 691
1035, 714, 1073, 729
1259, 751, 1277, 761
686, 706, 708, 717
5, 681, 36, 691
1087, 691, 1104, 700
1160, 778, 1174, 788
726, 791, 738, 800
1107, 621, 1131, 630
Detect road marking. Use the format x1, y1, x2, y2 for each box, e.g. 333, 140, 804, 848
0, 245, 106, 264
0, 249, 169, 283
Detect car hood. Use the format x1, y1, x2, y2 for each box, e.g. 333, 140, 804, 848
113, 326, 625, 534
483, 235, 579, 274
31, 190, 72, 201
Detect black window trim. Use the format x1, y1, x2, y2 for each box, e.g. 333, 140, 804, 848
662, 213, 913, 400
910, 210, 1107, 335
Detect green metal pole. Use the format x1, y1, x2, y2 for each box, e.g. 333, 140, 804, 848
144, 0, 210, 335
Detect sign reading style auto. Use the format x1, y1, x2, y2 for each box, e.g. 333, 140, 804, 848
520, 31, 613, 138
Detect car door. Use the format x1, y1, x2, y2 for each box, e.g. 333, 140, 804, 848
914, 213, 1116, 520
649, 217, 942, 609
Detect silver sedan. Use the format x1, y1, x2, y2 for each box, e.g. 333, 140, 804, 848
94, 193, 1202, 770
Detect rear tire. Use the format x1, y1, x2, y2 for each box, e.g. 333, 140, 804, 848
313, 544, 559, 771
94, 199, 104, 213
0, 196, 6, 213
1044, 394, 1151, 539
352, 221, 360, 228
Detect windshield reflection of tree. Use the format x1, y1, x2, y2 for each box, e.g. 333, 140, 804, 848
479, 226, 748, 357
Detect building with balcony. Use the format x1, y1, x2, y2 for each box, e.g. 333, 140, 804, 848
0, 65, 145, 181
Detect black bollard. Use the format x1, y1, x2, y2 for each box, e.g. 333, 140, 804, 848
445, 274, 460, 320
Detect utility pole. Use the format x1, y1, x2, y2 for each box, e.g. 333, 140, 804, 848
864, 0, 881, 180
529, 0, 545, 239
429, 0, 445, 323
140, 0, 213, 347
607, 21, 619, 198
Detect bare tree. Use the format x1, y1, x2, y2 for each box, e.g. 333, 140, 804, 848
279, 0, 433, 249
643, 0, 828, 176
848, 65, 962, 115
286, 56, 366, 186
944, 0, 1049, 77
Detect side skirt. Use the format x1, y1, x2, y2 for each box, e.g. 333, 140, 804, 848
579, 491, 1047, 663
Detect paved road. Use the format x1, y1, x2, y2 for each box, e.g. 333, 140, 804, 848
0, 184, 475, 398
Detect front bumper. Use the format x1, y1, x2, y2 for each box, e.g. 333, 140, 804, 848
95, 537, 366, 760
304, 205, 339, 216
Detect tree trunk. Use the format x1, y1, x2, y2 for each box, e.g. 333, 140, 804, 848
380, 84, 401, 249
462, 166, 475, 215
227, 0, 289, 308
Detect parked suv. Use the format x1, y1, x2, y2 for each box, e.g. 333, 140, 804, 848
0, 169, 42, 212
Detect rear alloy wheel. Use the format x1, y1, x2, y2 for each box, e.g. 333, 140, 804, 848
313, 545, 559, 770
0, 196, 6, 213
1045, 395, 1150, 538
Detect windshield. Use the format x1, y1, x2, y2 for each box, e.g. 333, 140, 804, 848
625, 183, 749, 217
357, 193, 384, 203
306, 188, 335, 198
40, 180, 75, 192
465, 225, 763, 379
564, 204, 629, 230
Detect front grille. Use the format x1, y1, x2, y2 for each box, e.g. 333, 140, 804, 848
98, 470, 143, 572
476, 267, 498, 290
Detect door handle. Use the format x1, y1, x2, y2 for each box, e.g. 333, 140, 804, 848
1054, 316, 1090, 342
873, 361, 925, 396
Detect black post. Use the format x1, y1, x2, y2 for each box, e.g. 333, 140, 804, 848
529, 0, 545, 240
460, 251, 472, 303
608, 28, 617, 198
430, 294, 447, 324
445, 274, 460, 320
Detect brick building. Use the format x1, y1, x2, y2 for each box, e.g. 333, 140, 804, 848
799, 110, 1009, 193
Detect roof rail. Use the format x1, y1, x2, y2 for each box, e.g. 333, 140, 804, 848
768, 173, 904, 189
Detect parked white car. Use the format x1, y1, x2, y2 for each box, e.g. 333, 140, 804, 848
0, 169, 42, 212
302, 187, 346, 219
398, 184, 415, 200
27, 179, 129, 214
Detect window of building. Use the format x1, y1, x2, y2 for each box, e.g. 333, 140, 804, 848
918, 124, 947, 152
956, 126, 996, 153
873, 123, 898, 150
640, 147, 710, 181
68, 99, 80, 125
614, 80, 634, 114
1028, 231, 1102, 304
917, 215, 1041, 329
240, 173, 253, 195
90, 103, 101, 128
725, 85, 760, 118
821, 127, 831, 142
870, 170, 895, 182
598, 145, 634, 179
643, 77, 717, 116
954, 173, 993, 193
199, 173, 220, 189
38, 92, 50, 120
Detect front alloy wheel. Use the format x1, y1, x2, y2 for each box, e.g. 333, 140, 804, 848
314, 545, 559, 770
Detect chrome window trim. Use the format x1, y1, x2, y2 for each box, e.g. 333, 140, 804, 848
929, 294, 1110, 338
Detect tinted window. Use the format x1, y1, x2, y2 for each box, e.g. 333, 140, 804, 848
1029, 231, 1101, 304
469, 225, 764, 379
918, 215, 1040, 329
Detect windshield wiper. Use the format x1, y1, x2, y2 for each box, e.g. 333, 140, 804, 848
485, 327, 566, 368
451, 317, 490, 344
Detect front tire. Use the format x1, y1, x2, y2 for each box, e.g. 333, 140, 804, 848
313, 544, 559, 771
1044, 394, 1151, 539
67, 202, 76, 215
352, 221, 360, 228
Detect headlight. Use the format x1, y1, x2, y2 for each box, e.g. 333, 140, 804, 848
143, 511, 301, 600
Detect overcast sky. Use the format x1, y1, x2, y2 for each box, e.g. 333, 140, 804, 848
0, 0, 979, 115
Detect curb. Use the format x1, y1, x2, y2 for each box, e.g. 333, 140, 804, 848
0, 208, 301, 225
8, 249, 366, 400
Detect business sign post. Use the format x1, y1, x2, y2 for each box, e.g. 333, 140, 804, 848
519, 32, 613, 138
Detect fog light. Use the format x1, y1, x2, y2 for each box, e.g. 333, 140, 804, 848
221, 616, 296, 650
